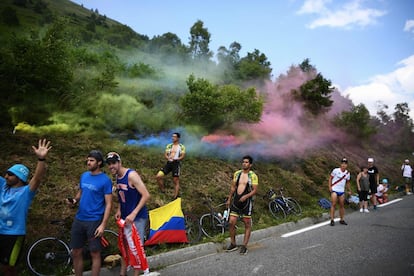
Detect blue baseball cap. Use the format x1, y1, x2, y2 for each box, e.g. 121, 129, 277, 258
7, 164, 30, 183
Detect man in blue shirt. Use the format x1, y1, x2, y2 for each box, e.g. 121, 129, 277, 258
66, 150, 113, 276
0, 139, 52, 276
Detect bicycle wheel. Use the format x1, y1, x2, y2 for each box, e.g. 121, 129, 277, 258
269, 200, 286, 220
184, 212, 201, 244
285, 198, 302, 215
199, 213, 224, 238
101, 229, 119, 259
26, 237, 71, 276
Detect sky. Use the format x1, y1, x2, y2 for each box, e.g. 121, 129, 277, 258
71, 0, 414, 118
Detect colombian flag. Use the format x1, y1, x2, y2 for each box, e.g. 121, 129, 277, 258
144, 198, 189, 246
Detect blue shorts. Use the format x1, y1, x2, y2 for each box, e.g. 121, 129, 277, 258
331, 191, 345, 197
70, 219, 103, 252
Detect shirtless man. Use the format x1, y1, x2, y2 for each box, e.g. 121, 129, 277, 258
225, 155, 258, 255
156, 132, 186, 199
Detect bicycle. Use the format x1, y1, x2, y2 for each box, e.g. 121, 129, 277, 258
199, 197, 230, 238
26, 219, 119, 276
265, 187, 302, 220
183, 212, 202, 244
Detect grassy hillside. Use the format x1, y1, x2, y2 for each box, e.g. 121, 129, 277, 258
1, 131, 406, 243
1, 1, 412, 273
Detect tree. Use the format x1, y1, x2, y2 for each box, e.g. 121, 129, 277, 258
236, 49, 272, 82
189, 20, 212, 61
391, 103, 414, 150
299, 58, 316, 73
216, 42, 242, 83
180, 75, 263, 131
292, 73, 333, 115
334, 104, 376, 139
0, 19, 73, 127
1, 6, 20, 26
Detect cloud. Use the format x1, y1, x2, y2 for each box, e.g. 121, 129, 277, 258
404, 19, 414, 33
343, 54, 414, 118
297, 0, 387, 29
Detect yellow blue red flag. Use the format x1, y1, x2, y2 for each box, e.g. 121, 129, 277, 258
144, 198, 188, 246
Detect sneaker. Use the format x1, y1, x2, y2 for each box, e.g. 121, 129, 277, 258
339, 220, 348, 225
364, 209, 370, 213
407, 192, 413, 195
239, 245, 248, 255
359, 208, 363, 213
373, 205, 377, 210
330, 220, 335, 226
226, 243, 238, 252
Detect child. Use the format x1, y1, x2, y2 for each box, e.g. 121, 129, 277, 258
376, 178, 389, 204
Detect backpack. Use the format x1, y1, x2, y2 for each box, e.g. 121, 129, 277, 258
318, 198, 331, 209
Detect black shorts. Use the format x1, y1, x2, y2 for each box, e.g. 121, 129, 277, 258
358, 191, 369, 201
229, 194, 253, 218
0, 234, 25, 266
160, 160, 181, 177
370, 182, 377, 194
70, 219, 103, 252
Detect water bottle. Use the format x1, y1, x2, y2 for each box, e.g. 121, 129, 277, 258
217, 212, 223, 220
223, 209, 229, 220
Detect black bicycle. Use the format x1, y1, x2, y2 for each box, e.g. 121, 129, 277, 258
199, 197, 230, 238
265, 187, 302, 220
26, 219, 119, 276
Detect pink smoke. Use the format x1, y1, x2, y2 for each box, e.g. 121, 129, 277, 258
202, 66, 353, 158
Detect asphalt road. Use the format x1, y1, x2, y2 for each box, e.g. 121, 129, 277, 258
156, 195, 414, 276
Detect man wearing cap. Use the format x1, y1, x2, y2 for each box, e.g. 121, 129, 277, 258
0, 139, 52, 276
66, 150, 112, 276
367, 158, 379, 209
106, 152, 151, 276
401, 159, 413, 195
328, 158, 352, 226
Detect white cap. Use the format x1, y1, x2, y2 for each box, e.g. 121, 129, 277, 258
368, 158, 374, 163
405, 159, 409, 163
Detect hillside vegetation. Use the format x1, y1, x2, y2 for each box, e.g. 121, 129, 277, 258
1, 0, 413, 271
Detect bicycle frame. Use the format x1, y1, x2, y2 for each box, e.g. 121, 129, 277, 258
199, 198, 229, 238
266, 188, 302, 219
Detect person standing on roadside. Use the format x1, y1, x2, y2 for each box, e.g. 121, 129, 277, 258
367, 157, 379, 210
356, 165, 370, 213
106, 152, 151, 276
66, 150, 112, 276
225, 155, 258, 255
0, 139, 52, 276
156, 132, 185, 199
329, 158, 352, 226
401, 159, 413, 195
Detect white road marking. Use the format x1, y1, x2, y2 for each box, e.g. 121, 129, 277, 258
252, 264, 264, 274
300, 243, 323, 250
377, 198, 403, 207
281, 198, 403, 238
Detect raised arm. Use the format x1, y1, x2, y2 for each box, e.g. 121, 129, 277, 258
29, 139, 52, 192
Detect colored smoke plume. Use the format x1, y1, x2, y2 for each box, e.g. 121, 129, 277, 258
128, 67, 353, 160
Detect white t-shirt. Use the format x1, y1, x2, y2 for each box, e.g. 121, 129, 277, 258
376, 184, 388, 197
401, 164, 412, 178
330, 168, 350, 193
